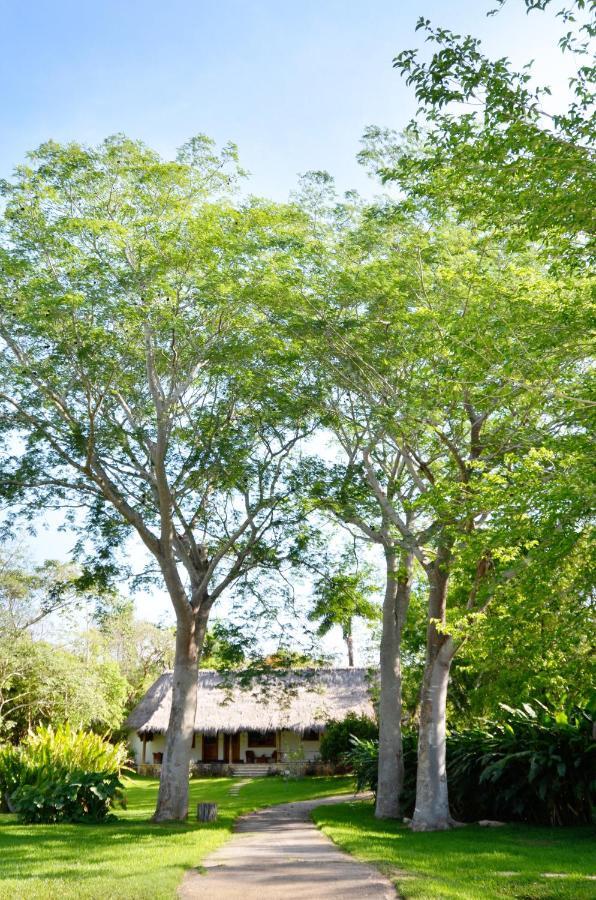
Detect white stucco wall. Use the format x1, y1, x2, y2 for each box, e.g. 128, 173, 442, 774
129, 728, 322, 766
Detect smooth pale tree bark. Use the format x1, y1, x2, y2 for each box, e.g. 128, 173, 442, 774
375, 547, 413, 819
345, 628, 355, 667
411, 547, 457, 831
154, 619, 200, 821
153, 601, 209, 821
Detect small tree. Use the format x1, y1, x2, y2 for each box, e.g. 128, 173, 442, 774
309, 564, 379, 666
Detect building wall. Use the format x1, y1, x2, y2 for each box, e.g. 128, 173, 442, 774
129, 728, 321, 766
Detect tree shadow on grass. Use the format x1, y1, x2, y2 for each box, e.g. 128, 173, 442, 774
0, 816, 234, 886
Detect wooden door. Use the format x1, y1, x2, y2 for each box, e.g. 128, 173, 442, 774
202, 734, 219, 762
231, 733, 241, 763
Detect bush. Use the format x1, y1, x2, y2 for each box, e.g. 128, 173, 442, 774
448, 704, 595, 826
0, 724, 129, 823
347, 735, 379, 793
344, 704, 595, 826
319, 713, 378, 764
346, 730, 417, 803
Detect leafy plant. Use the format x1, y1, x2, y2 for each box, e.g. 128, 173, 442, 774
347, 735, 379, 794
449, 703, 595, 825
345, 704, 594, 825
345, 730, 417, 804
319, 714, 378, 764
0, 724, 129, 823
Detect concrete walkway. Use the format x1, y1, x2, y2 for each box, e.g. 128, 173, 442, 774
179, 794, 396, 900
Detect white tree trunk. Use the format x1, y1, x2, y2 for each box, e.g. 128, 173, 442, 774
411, 549, 456, 831
411, 642, 454, 831
153, 612, 204, 822
346, 631, 355, 667
375, 549, 413, 820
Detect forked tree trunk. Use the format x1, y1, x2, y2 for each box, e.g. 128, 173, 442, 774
375, 549, 413, 820
411, 549, 456, 831
153, 607, 208, 822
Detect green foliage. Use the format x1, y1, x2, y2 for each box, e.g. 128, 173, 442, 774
0, 632, 128, 741
344, 705, 595, 825
346, 730, 417, 801
0, 724, 129, 824
382, 3, 596, 271
346, 735, 380, 794
319, 713, 378, 764
448, 703, 595, 826
11, 771, 125, 825
310, 565, 379, 640
200, 621, 256, 670
448, 539, 596, 723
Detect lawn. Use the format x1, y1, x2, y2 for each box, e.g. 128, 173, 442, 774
312, 800, 596, 900
0, 774, 354, 900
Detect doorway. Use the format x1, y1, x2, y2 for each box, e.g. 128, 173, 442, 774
202, 734, 219, 762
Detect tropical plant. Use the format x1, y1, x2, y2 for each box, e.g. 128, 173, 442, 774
448, 703, 596, 826
309, 564, 379, 667
345, 704, 595, 826
0, 724, 129, 823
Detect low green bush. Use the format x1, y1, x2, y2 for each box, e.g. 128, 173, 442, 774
344, 703, 595, 826
448, 704, 595, 826
0, 724, 128, 823
319, 713, 378, 764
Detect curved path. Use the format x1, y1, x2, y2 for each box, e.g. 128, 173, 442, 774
179, 794, 396, 900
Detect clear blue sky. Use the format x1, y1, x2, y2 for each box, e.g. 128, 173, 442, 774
1, 0, 574, 641
1, 0, 572, 200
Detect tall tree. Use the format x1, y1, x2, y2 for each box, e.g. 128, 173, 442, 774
0, 136, 313, 820
293, 201, 591, 829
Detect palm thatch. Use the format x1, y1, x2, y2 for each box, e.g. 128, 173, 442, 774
125, 668, 376, 735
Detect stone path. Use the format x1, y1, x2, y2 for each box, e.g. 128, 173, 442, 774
179, 794, 396, 900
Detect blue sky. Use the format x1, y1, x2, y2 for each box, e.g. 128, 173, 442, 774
0, 1, 575, 646
1, 1, 573, 200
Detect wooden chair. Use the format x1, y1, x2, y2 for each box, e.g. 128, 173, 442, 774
245, 750, 255, 763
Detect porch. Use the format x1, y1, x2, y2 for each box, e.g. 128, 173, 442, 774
132, 727, 321, 772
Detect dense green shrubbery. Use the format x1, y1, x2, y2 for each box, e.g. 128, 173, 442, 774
345, 704, 595, 826
320, 713, 378, 764
448, 704, 595, 825
0, 724, 128, 823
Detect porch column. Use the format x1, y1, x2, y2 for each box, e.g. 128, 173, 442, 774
141, 733, 147, 765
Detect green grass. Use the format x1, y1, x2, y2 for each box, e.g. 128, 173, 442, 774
312, 800, 596, 900
0, 774, 354, 900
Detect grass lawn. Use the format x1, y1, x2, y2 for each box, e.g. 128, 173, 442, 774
0, 774, 354, 900
312, 800, 596, 900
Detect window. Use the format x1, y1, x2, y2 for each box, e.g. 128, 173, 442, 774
303, 729, 320, 742
247, 730, 276, 747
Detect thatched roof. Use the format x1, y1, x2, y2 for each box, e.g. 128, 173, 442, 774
125, 668, 377, 735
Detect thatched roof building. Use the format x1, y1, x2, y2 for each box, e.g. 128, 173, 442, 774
125, 667, 376, 736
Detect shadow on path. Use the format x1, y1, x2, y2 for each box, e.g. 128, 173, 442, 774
179, 794, 396, 900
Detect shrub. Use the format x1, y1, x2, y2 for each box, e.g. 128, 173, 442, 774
347, 735, 379, 793
448, 704, 595, 826
319, 713, 378, 764
346, 731, 416, 804
345, 704, 595, 826
0, 724, 129, 824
